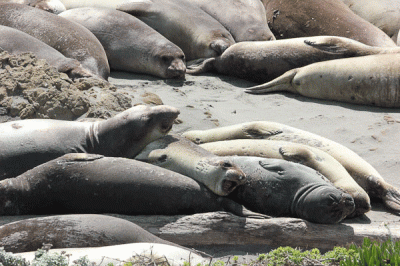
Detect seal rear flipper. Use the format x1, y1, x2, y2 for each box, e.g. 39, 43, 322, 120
219, 197, 271, 219
244, 69, 298, 94
186, 58, 216, 74
381, 186, 400, 213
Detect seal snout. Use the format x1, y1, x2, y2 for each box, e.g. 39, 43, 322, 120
166, 58, 186, 79
220, 160, 246, 194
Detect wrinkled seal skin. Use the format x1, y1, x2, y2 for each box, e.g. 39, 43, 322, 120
0, 25, 94, 79
135, 135, 246, 196
184, 0, 275, 42
187, 36, 400, 83
245, 53, 400, 108
261, 0, 396, 47
58, 0, 235, 61
183, 121, 400, 214
200, 139, 371, 217
0, 154, 258, 218
226, 157, 355, 224
0, 214, 175, 253
0, 3, 110, 80
0, 105, 180, 179
59, 8, 186, 79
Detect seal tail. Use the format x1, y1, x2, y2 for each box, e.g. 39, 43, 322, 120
186, 58, 216, 74
244, 69, 298, 94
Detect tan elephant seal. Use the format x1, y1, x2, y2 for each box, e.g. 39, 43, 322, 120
261, 0, 396, 47
183, 0, 275, 42
135, 135, 246, 196
187, 36, 400, 83
182, 121, 400, 213
0, 3, 110, 80
59, 8, 186, 79
245, 53, 400, 108
199, 139, 371, 217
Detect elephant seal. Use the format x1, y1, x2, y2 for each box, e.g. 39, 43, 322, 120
187, 36, 400, 83
199, 139, 371, 217
183, 0, 275, 42
0, 25, 94, 79
0, 3, 110, 80
135, 135, 246, 196
0, 0, 66, 13
183, 121, 400, 213
0, 153, 261, 218
59, 8, 186, 79
226, 156, 355, 224
245, 53, 400, 108
0, 214, 176, 253
341, 0, 400, 38
261, 0, 396, 47
57, 0, 236, 61
0, 105, 180, 179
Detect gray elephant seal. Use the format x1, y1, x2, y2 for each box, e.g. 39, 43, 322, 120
0, 25, 94, 79
59, 8, 186, 79
0, 0, 66, 13
0, 153, 261, 218
187, 36, 400, 83
183, 0, 275, 42
135, 135, 246, 196
261, 0, 396, 47
0, 3, 110, 80
183, 121, 400, 213
226, 156, 355, 224
0, 214, 176, 253
0, 105, 179, 179
245, 53, 400, 108
200, 139, 371, 217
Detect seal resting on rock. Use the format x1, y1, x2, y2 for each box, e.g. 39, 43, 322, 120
0, 214, 176, 253
245, 53, 400, 108
59, 8, 186, 79
0, 105, 180, 179
183, 121, 400, 214
0, 3, 110, 80
135, 135, 246, 196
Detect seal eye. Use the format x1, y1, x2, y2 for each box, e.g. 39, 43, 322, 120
221, 161, 232, 168
161, 56, 170, 63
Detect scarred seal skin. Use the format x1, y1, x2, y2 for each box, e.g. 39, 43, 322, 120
226, 156, 355, 224
59, 8, 186, 79
0, 214, 175, 253
0, 105, 180, 179
261, 0, 396, 47
0, 3, 110, 80
0, 0, 66, 14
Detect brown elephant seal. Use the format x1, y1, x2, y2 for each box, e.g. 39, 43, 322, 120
0, 0, 66, 13
245, 53, 400, 108
59, 8, 186, 79
0, 105, 179, 179
0, 214, 176, 253
0, 3, 110, 80
135, 135, 246, 196
261, 0, 396, 47
0, 153, 262, 219
183, 121, 400, 214
183, 0, 275, 42
57, 0, 235, 61
341, 0, 400, 38
187, 36, 400, 83
226, 156, 355, 224
199, 139, 371, 217
0, 25, 94, 79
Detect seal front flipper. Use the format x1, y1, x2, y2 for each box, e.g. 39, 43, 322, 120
279, 145, 318, 168
244, 69, 298, 94
304, 39, 349, 54
116, 0, 154, 16
186, 58, 216, 74
219, 198, 271, 219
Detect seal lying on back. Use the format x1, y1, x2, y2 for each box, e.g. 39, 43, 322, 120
0, 105, 179, 179
0, 25, 93, 79
226, 156, 355, 224
0, 153, 259, 218
135, 135, 246, 196
187, 36, 400, 83
0, 214, 175, 253
59, 8, 186, 79
245, 53, 400, 108
182, 121, 400, 213
261, 0, 396, 47
200, 139, 370, 217
0, 3, 110, 80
